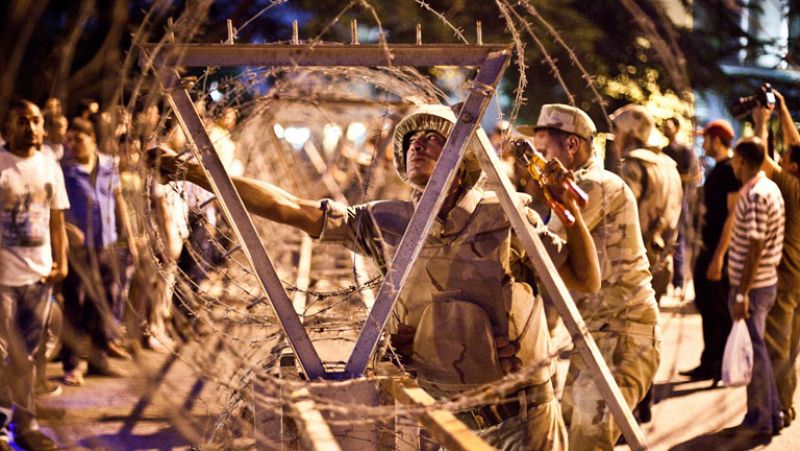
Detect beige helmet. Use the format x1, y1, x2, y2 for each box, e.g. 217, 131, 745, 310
609, 104, 655, 146
518, 103, 597, 140
392, 104, 483, 190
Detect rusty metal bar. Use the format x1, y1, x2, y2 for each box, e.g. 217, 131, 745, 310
471, 128, 649, 450
151, 64, 327, 379
342, 50, 511, 378
292, 235, 313, 317
140, 43, 511, 68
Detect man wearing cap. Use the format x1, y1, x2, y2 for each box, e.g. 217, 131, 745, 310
679, 119, 742, 382
151, 104, 601, 450
521, 104, 659, 449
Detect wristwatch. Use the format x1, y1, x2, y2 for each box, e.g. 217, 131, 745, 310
735, 293, 746, 303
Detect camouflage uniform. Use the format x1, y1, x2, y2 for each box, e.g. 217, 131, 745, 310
319, 187, 568, 450
548, 156, 660, 451
621, 148, 683, 300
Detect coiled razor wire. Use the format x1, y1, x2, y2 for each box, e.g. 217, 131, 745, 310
58, 0, 701, 448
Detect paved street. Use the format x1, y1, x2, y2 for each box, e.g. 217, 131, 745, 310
617, 301, 800, 450
30, 299, 800, 450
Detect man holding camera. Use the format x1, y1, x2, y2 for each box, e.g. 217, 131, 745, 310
752, 88, 800, 428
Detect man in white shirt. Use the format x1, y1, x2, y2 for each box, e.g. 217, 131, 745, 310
0, 99, 68, 451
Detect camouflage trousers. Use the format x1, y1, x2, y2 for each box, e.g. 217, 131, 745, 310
562, 327, 660, 451
474, 381, 567, 451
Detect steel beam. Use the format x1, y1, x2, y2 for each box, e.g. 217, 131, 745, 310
292, 235, 313, 317
471, 128, 649, 450
141, 43, 511, 68
343, 50, 511, 377
153, 67, 327, 379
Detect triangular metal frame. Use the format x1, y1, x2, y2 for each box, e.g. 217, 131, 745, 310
141, 42, 649, 449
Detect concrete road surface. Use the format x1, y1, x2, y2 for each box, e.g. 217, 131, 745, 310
28, 304, 800, 450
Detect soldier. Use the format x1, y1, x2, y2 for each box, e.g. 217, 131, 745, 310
612, 104, 683, 303
151, 104, 601, 450
521, 104, 659, 449
611, 105, 681, 424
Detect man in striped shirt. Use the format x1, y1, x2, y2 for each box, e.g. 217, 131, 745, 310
728, 137, 785, 438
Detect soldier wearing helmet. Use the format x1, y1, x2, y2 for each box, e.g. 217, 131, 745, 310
521, 104, 659, 449
612, 104, 683, 303
150, 104, 601, 450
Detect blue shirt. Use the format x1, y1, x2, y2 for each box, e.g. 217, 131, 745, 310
62, 153, 119, 248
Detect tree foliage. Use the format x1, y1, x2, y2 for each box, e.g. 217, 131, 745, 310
1, 0, 796, 121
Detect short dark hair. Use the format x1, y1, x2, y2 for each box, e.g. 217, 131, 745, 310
3, 98, 38, 135
44, 112, 67, 130
664, 117, 680, 129
70, 117, 95, 138
788, 145, 800, 167
733, 137, 765, 169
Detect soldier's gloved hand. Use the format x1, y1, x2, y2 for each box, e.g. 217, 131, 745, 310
389, 324, 415, 359
495, 335, 522, 374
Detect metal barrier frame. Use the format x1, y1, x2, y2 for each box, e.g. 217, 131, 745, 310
141, 41, 648, 450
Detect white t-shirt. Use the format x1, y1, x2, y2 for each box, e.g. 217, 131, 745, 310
0, 149, 70, 286
152, 181, 190, 259
41, 142, 65, 162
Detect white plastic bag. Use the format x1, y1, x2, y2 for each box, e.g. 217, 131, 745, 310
721, 319, 753, 387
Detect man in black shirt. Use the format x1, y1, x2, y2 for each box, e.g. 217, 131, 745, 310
680, 119, 742, 381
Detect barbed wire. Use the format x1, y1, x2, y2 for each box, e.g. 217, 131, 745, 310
30, 0, 701, 448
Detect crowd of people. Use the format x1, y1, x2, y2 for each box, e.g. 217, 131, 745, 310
0, 97, 239, 450
0, 84, 797, 450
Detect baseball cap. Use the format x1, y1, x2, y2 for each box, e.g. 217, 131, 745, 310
702, 119, 735, 143
518, 104, 597, 141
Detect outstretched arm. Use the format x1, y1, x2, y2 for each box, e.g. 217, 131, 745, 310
151, 147, 325, 237
752, 105, 779, 177
776, 91, 800, 148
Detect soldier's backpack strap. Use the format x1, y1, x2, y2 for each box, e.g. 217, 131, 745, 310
632, 156, 650, 202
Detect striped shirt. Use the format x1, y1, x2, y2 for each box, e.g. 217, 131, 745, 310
728, 172, 785, 289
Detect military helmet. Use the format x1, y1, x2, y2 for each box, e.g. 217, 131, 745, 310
392, 104, 483, 190
609, 104, 655, 146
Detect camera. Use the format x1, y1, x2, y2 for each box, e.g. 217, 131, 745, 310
730, 83, 776, 118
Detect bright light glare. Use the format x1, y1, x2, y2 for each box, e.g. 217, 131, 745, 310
273, 123, 285, 139
346, 122, 367, 144
284, 126, 311, 149
209, 81, 223, 102
323, 124, 343, 154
